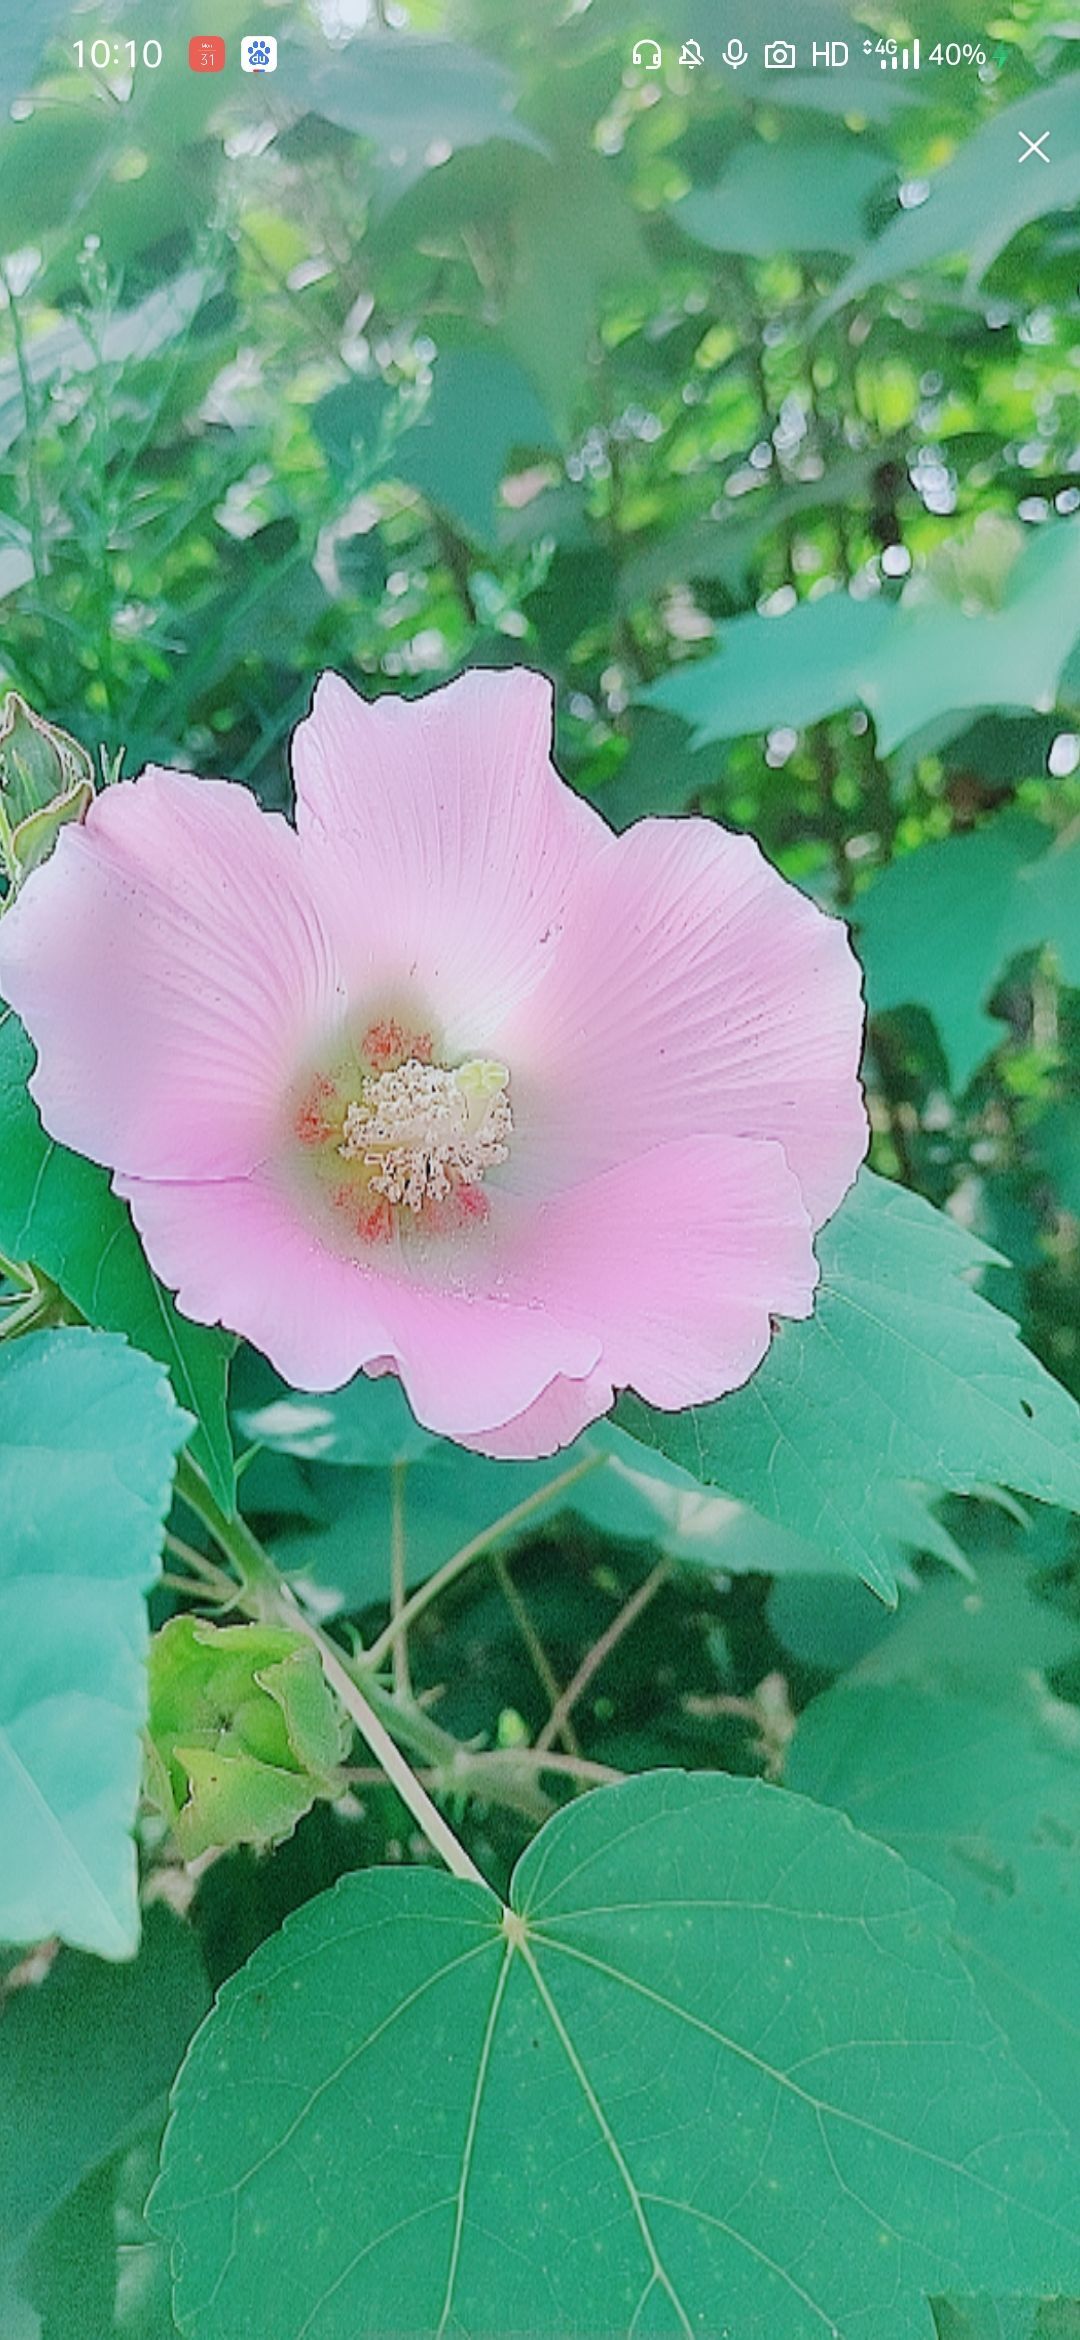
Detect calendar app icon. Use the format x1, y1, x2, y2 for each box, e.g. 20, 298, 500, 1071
188, 35, 226, 70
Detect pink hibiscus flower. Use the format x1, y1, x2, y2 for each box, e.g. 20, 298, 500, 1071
0, 670, 866, 1457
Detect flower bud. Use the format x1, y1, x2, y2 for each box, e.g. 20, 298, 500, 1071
0, 692, 94, 887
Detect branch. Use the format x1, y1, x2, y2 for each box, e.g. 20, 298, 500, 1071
173, 1452, 488, 1888
363, 1450, 604, 1672
534, 1559, 672, 1755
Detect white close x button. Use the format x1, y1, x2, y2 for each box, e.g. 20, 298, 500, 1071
1018, 130, 1051, 162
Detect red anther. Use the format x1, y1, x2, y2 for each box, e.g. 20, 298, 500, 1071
295, 1103, 332, 1145
294, 1071, 338, 1145
362, 1018, 407, 1070
357, 1195, 394, 1244
412, 1031, 433, 1063
421, 1183, 489, 1238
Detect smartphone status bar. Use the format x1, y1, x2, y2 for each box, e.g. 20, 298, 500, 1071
631, 36, 993, 73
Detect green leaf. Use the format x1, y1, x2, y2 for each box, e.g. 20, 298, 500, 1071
15, 2113, 180, 2339
0, 1328, 189, 1958
235, 1365, 439, 1467
864, 525, 1080, 758
1, 1909, 202, 2330
640, 525, 1080, 758
502, 151, 653, 432
0, 0, 74, 115
312, 346, 555, 547
0, 1907, 209, 2258
308, 376, 391, 480
271, 1424, 848, 1617
789, 1538, 1080, 2146
935, 2303, 1080, 2340
152, 1771, 1080, 2338
280, 34, 546, 205
846, 1539, 1080, 1709
858, 813, 1080, 1093
398, 347, 555, 545
0, 1012, 234, 1510
824, 77, 1080, 308
676, 135, 892, 259
616, 1171, 1080, 1600
641, 592, 893, 744
792, 1681, 1080, 2152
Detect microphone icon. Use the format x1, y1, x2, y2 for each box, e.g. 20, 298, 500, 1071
722, 36, 748, 66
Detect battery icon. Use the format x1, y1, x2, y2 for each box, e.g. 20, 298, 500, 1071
881, 37, 920, 67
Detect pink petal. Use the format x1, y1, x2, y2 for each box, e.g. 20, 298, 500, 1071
116, 1171, 393, 1391
0, 770, 340, 1179
115, 1172, 602, 1437
492, 817, 867, 1223
372, 1279, 601, 1440
459, 1129, 819, 1458
489, 1130, 815, 1420
291, 669, 607, 1047
455, 1369, 616, 1461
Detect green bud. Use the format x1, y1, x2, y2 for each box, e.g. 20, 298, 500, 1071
0, 692, 94, 886
145, 1616, 350, 1859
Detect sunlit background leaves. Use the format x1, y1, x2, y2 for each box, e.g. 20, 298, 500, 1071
3, 1, 1080, 2334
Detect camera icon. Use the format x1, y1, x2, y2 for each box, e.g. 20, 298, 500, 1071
764, 39, 796, 66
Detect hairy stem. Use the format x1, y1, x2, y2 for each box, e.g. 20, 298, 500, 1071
491, 1551, 582, 1758
276, 1582, 488, 1886
364, 1451, 604, 1673
389, 1460, 412, 1700
535, 1559, 672, 1755
173, 1452, 488, 1885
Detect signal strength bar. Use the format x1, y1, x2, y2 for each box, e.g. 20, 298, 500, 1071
881, 37, 920, 66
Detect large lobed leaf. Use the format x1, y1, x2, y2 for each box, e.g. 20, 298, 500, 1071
152, 1770, 1080, 2338
617, 1172, 1080, 1599
0, 1328, 189, 1958
236, 1368, 840, 1608
792, 1680, 1080, 2155
0, 1010, 234, 1509
789, 1542, 1080, 2338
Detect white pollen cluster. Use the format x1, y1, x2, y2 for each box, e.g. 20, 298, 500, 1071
339, 1056, 512, 1213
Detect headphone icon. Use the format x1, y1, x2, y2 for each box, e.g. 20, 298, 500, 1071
632, 39, 663, 66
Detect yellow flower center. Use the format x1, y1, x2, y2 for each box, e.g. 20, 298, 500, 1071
288, 1017, 512, 1249
338, 1057, 512, 1213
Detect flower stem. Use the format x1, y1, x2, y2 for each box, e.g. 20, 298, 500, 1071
363, 1450, 605, 1673
490, 1550, 582, 1758
535, 1558, 672, 1755
274, 1583, 488, 1887
172, 1451, 489, 1887
389, 1460, 412, 1700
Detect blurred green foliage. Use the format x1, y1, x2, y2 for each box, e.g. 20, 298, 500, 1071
4, 0, 1080, 2330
